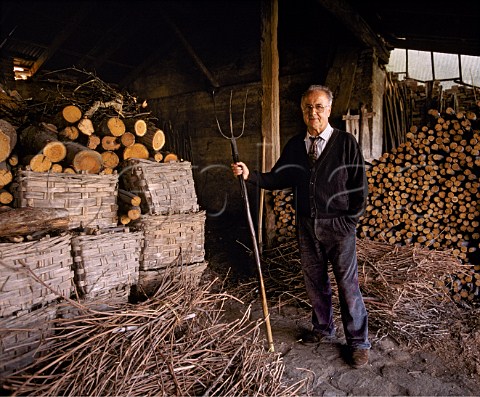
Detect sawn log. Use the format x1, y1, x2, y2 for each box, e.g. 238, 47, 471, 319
0, 207, 70, 237
0, 119, 17, 162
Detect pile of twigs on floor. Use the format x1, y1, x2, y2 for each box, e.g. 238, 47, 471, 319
2, 268, 305, 396
237, 238, 471, 349
356, 238, 468, 347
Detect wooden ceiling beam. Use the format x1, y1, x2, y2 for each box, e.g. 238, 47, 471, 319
29, 6, 90, 76
77, 15, 129, 70
161, 11, 220, 89
315, 0, 391, 64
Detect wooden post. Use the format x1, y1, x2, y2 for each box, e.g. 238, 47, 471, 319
261, 0, 280, 249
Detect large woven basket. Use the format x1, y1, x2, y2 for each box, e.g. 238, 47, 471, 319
134, 211, 205, 270
71, 229, 143, 299
0, 305, 56, 378
0, 234, 74, 317
137, 261, 208, 296
121, 159, 199, 215
14, 170, 119, 230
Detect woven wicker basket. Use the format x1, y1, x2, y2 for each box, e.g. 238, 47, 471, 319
0, 234, 74, 317
121, 159, 199, 215
134, 211, 205, 270
14, 170, 119, 230
0, 305, 56, 378
136, 261, 208, 296
71, 229, 143, 299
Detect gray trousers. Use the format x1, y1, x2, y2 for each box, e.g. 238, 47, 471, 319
297, 215, 370, 349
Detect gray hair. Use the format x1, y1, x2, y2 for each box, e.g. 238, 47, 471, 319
301, 85, 334, 106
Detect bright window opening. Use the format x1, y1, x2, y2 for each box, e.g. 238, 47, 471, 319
386, 49, 480, 89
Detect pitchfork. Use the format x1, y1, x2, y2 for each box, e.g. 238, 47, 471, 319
213, 90, 274, 352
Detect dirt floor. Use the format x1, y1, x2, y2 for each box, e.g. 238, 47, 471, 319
204, 215, 480, 396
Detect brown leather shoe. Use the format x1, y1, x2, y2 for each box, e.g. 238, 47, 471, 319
351, 348, 369, 368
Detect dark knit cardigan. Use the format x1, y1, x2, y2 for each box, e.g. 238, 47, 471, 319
247, 128, 368, 221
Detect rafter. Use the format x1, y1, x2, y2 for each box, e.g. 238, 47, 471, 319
315, 0, 391, 64
29, 6, 90, 76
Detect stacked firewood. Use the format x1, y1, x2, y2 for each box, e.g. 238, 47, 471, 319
0, 69, 182, 225
13, 104, 168, 175
271, 189, 296, 243
0, 119, 17, 206
359, 106, 480, 303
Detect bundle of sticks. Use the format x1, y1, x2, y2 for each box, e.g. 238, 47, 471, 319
235, 238, 470, 350
2, 266, 306, 396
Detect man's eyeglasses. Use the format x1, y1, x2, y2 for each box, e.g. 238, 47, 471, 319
302, 104, 330, 113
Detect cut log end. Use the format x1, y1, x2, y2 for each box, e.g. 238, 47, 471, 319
153, 152, 163, 162
78, 117, 95, 136
105, 117, 126, 136
123, 143, 149, 160
101, 151, 120, 169
87, 135, 101, 150
0, 189, 13, 205
62, 105, 83, 124
0, 119, 17, 163
102, 136, 121, 151
50, 163, 63, 173
44, 141, 67, 163
0, 168, 13, 188
27, 154, 52, 172
152, 129, 165, 151
163, 152, 179, 163
125, 119, 147, 136
120, 132, 136, 147
73, 150, 103, 174
59, 125, 80, 140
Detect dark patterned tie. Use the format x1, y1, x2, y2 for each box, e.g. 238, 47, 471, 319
308, 136, 319, 168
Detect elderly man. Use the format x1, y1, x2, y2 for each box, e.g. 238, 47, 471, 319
232, 84, 370, 368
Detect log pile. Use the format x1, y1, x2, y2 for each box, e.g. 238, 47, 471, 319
359, 106, 480, 303
389, 77, 480, 129
13, 107, 167, 175
0, 119, 17, 207
0, 70, 183, 216
272, 189, 296, 243
0, 69, 180, 226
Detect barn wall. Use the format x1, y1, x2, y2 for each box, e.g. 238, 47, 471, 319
128, 6, 386, 217
326, 47, 386, 162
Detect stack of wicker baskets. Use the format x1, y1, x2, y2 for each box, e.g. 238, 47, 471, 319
71, 229, 144, 301
122, 159, 207, 296
121, 159, 199, 215
1, 169, 138, 379
0, 234, 74, 378
14, 170, 119, 230
1, 159, 207, 377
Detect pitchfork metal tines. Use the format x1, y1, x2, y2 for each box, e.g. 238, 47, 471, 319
212, 89, 275, 353
213, 89, 248, 163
